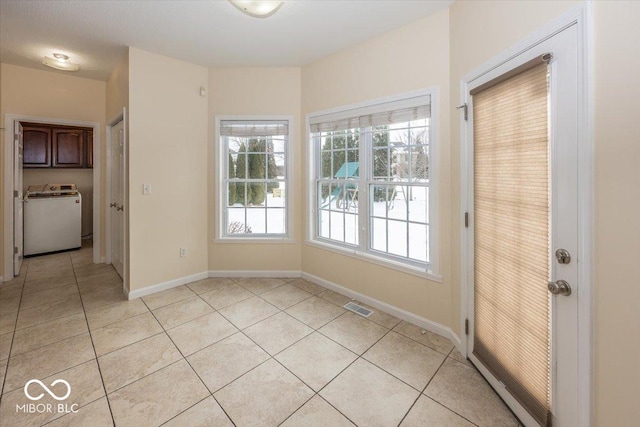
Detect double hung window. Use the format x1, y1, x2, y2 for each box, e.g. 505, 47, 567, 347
219, 119, 290, 239
309, 92, 436, 272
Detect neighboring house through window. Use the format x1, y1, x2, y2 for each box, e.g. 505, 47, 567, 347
308, 91, 438, 276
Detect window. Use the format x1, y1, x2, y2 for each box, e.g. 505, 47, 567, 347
218, 118, 291, 239
309, 92, 437, 274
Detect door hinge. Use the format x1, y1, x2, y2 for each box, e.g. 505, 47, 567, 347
14, 190, 19, 198
457, 103, 468, 121
464, 212, 469, 228
14, 246, 19, 255
465, 318, 469, 335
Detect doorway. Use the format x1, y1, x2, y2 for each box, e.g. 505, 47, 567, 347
106, 109, 127, 288
2, 114, 102, 279
460, 7, 592, 427
108, 118, 125, 279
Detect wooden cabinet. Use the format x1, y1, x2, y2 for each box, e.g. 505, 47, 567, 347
86, 130, 93, 168
53, 128, 84, 167
22, 123, 93, 169
23, 126, 52, 167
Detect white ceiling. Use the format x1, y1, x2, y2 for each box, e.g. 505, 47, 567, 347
0, 0, 452, 81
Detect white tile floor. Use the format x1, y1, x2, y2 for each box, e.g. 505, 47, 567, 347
0, 244, 520, 426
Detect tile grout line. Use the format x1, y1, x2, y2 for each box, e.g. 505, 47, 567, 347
213, 309, 325, 425
157, 395, 224, 427
188, 288, 310, 425
311, 323, 396, 425
294, 294, 472, 425
140, 296, 238, 426
424, 395, 481, 427
6, 272, 458, 425
399, 346, 480, 427
69, 252, 118, 427
179, 281, 356, 425
396, 347, 451, 426
0, 259, 29, 398
6, 268, 510, 426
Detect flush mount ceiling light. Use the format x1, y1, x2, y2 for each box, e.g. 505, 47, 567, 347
42, 53, 80, 71
229, 0, 284, 18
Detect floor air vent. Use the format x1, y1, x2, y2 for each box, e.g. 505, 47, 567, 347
344, 302, 373, 318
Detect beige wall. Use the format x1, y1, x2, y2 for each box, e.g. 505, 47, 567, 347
106, 51, 129, 122
23, 169, 94, 237
127, 48, 208, 290
1, 1, 638, 422
592, 1, 640, 424
449, 0, 640, 424
0, 63, 106, 278
207, 67, 302, 271
301, 9, 452, 326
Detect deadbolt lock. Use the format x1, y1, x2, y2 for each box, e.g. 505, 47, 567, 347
555, 249, 571, 264
548, 280, 572, 296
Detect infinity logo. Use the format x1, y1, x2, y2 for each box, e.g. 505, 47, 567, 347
24, 379, 71, 401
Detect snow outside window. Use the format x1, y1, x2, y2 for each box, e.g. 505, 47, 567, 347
219, 119, 290, 239
310, 92, 435, 271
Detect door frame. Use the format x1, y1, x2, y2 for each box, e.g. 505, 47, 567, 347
3, 114, 103, 278
106, 108, 128, 293
458, 3, 593, 426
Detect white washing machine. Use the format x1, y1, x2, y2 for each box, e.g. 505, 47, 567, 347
24, 184, 82, 256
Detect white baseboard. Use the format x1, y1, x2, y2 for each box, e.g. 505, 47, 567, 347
127, 271, 209, 300
302, 272, 458, 346
208, 270, 301, 279
124, 267, 460, 352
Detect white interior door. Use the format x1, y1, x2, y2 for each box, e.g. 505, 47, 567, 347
110, 120, 124, 278
13, 121, 24, 276
465, 24, 579, 426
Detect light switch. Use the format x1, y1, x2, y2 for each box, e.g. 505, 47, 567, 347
143, 184, 151, 195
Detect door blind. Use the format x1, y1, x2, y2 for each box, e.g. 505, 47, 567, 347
473, 61, 551, 426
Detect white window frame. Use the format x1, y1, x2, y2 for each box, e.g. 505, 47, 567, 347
215, 115, 294, 243
306, 89, 440, 280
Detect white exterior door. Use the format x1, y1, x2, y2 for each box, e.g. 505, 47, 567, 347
465, 24, 579, 426
110, 120, 125, 278
13, 121, 24, 276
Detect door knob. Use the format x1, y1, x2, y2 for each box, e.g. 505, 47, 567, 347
548, 280, 572, 296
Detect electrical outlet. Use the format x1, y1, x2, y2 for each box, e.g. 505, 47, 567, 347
143, 184, 151, 195
180, 247, 187, 257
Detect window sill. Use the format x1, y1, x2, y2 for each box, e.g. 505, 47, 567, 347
214, 237, 296, 244
304, 239, 443, 283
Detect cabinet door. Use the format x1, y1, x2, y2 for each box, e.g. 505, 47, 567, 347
53, 128, 84, 168
86, 130, 94, 168
23, 126, 52, 167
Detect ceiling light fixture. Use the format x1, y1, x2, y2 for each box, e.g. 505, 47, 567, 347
43, 53, 80, 71
229, 0, 283, 18
53, 53, 69, 62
